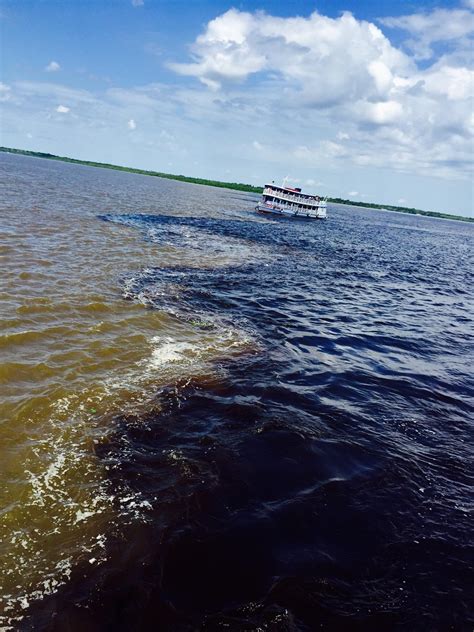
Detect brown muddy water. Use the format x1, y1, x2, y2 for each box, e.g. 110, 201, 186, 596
1, 153, 473, 631
0, 154, 259, 627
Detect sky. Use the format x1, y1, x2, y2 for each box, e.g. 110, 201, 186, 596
1, 0, 473, 216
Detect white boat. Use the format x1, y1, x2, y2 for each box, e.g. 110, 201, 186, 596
256, 182, 327, 219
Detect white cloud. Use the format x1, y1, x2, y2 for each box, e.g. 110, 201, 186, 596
169, 8, 411, 105
0, 82, 11, 102
2, 4, 473, 216
17, 81, 96, 104
380, 7, 474, 60
320, 140, 348, 158
422, 65, 474, 100
165, 6, 473, 184
368, 60, 393, 94
362, 100, 404, 125
293, 141, 347, 166
56, 105, 70, 113
45, 61, 61, 72
131, 0, 144, 6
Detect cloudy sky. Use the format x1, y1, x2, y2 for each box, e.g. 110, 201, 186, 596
1, 0, 473, 215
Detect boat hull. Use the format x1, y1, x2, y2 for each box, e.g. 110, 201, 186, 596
255, 204, 327, 219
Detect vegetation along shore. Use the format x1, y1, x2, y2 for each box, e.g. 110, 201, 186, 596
2, 146, 472, 223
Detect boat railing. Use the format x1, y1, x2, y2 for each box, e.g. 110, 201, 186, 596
264, 188, 325, 206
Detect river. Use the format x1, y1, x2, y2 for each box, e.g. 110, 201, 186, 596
1, 153, 473, 630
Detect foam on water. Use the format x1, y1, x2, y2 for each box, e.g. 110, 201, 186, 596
2, 154, 473, 630
1, 219, 261, 626
147, 329, 256, 368
0, 405, 114, 628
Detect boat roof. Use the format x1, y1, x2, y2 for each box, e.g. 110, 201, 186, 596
264, 183, 318, 198
265, 183, 299, 192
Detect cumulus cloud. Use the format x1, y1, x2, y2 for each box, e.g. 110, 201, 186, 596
420, 64, 474, 100
2, 4, 473, 214
169, 8, 412, 105
45, 61, 61, 72
56, 104, 70, 113
167, 6, 474, 183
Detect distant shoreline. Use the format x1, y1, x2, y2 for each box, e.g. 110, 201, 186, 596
1, 146, 472, 223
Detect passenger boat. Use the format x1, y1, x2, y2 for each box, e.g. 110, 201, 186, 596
256, 182, 327, 219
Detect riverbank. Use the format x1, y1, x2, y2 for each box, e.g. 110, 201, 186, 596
1, 146, 472, 223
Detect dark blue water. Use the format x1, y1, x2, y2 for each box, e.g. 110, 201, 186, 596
24, 182, 473, 630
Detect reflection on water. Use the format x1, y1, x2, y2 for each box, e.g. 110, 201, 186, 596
1, 153, 473, 630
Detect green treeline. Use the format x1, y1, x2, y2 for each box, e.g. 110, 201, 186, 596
328, 197, 473, 222
0, 146, 260, 193
1, 146, 472, 223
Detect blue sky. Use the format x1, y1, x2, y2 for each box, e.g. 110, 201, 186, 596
1, 0, 473, 215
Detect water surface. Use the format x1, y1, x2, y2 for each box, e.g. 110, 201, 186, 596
1, 153, 473, 630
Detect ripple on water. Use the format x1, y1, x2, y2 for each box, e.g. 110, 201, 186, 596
1, 155, 473, 630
